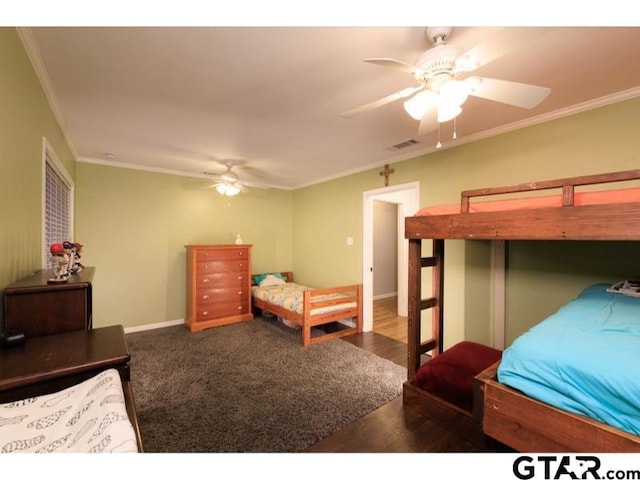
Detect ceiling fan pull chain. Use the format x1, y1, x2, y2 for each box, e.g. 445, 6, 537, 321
452, 117, 457, 140
436, 122, 442, 149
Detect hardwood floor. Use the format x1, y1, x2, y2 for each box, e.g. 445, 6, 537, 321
372, 295, 407, 344
306, 296, 485, 453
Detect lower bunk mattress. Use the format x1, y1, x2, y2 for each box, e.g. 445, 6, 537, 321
498, 283, 640, 436
0, 368, 139, 453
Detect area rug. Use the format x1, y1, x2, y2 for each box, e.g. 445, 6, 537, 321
126, 317, 406, 452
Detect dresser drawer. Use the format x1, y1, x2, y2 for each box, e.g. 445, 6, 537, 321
195, 287, 247, 305
195, 302, 249, 321
196, 248, 249, 262
196, 260, 249, 274
196, 271, 249, 288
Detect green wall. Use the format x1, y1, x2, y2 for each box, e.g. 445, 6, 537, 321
291, 173, 368, 286
3, 24, 640, 346
75, 162, 293, 329
506, 241, 640, 345
0, 28, 75, 328
292, 97, 640, 348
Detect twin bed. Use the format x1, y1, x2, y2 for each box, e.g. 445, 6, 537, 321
404, 169, 640, 452
251, 272, 363, 346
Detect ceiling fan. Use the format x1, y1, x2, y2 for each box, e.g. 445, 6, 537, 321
203, 161, 248, 196
341, 27, 552, 138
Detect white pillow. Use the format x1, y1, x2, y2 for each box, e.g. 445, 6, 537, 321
258, 274, 287, 287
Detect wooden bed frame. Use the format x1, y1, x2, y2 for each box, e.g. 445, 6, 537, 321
251, 272, 363, 347
404, 169, 640, 452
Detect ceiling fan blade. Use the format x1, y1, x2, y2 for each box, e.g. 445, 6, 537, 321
364, 58, 420, 74
469, 77, 551, 109
418, 104, 438, 136
341, 85, 423, 118
456, 27, 552, 72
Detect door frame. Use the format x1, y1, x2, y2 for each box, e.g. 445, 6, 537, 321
362, 181, 420, 332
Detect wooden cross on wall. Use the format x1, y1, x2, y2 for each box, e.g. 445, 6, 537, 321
380, 164, 395, 186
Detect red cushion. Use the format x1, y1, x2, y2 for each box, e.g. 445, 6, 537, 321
414, 341, 502, 412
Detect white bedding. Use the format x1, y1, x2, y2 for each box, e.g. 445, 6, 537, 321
0, 368, 138, 453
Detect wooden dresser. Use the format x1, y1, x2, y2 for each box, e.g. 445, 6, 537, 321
185, 244, 253, 332
3, 267, 94, 338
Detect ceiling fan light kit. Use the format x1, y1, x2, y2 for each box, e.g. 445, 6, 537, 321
342, 27, 552, 145
403, 90, 436, 120
215, 183, 241, 196
437, 103, 462, 123
403, 77, 480, 122
206, 161, 247, 196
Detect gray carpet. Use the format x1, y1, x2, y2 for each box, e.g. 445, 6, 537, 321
126, 317, 406, 452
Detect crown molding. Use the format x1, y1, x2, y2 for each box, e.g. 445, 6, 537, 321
294, 87, 640, 189
77, 156, 285, 190
15, 25, 640, 190
77, 156, 209, 178
384, 86, 640, 167
16, 27, 79, 159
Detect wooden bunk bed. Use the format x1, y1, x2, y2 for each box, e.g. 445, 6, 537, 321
251, 272, 363, 347
404, 169, 640, 452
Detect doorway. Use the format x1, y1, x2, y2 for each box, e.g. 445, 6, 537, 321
362, 182, 420, 332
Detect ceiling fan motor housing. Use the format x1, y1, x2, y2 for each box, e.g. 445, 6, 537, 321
221, 171, 239, 183
414, 42, 462, 83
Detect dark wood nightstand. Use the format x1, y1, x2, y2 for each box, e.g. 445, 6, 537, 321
3, 267, 95, 337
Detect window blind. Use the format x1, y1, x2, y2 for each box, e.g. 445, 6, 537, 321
44, 157, 72, 266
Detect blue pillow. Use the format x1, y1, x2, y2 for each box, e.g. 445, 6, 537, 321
254, 272, 284, 285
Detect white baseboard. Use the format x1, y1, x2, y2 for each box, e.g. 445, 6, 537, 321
373, 291, 398, 300
124, 319, 184, 334
123, 316, 358, 334
338, 318, 356, 328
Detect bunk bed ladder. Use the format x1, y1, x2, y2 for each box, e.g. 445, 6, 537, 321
407, 238, 444, 381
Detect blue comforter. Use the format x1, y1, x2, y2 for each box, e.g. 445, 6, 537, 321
497, 284, 640, 436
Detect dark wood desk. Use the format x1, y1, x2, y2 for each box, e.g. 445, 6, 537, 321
0, 325, 142, 450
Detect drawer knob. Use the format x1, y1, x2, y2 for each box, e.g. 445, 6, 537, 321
237, 306, 242, 310
202, 295, 210, 300
203, 279, 210, 283
202, 311, 209, 316
203, 265, 208, 269
238, 291, 242, 295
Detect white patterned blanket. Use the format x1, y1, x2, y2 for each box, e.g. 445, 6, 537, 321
252, 283, 357, 316
0, 368, 138, 453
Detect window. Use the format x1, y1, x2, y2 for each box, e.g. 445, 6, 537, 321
42, 138, 74, 269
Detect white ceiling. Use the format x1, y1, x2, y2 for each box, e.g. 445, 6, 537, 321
21, 26, 640, 190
